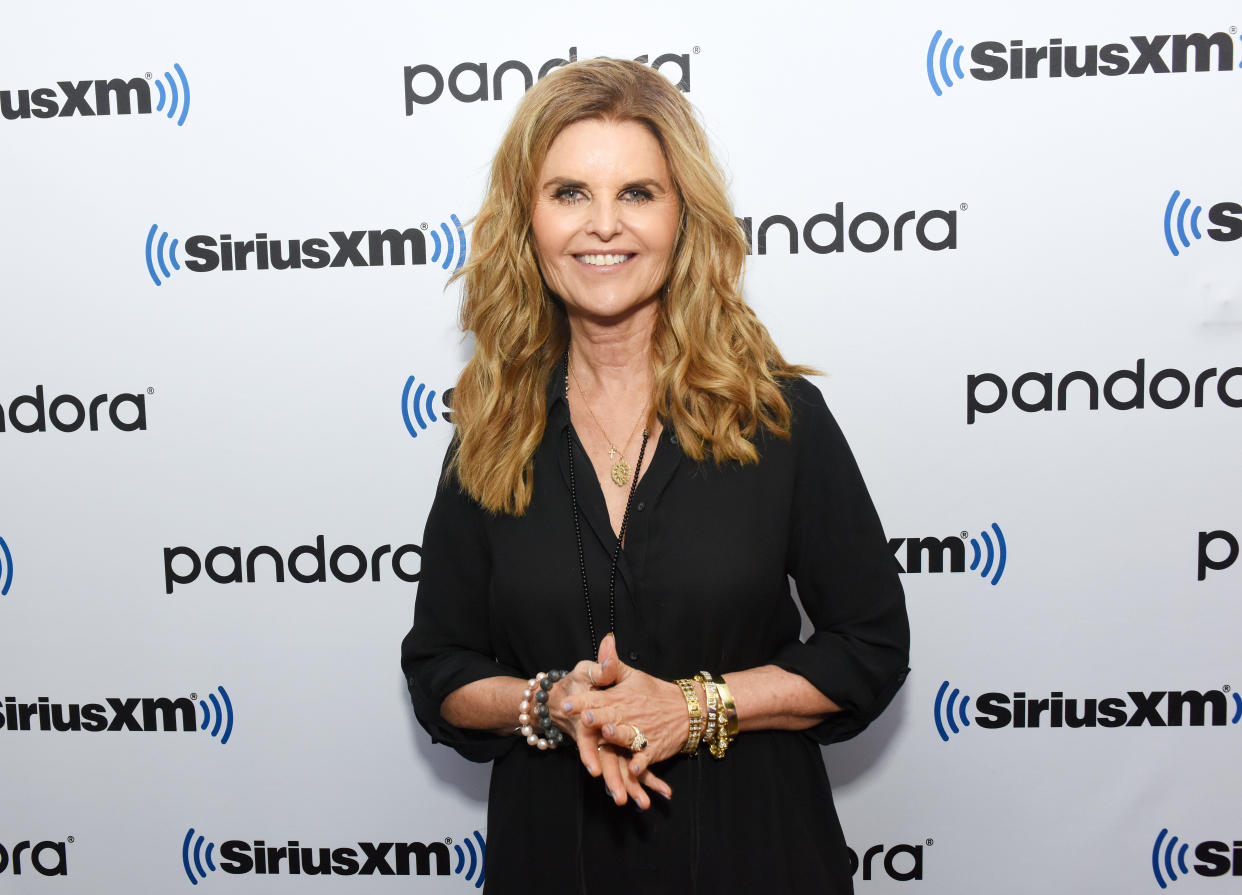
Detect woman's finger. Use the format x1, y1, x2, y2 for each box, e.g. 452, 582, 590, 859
637, 766, 672, 801
598, 746, 628, 806
616, 751, 649, 810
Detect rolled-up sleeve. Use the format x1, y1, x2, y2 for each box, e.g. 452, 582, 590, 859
400, 454, 521, 762
771, 381, 910, 744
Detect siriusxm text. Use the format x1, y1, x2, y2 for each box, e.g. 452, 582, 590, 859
0, 696, 196, 733
184, 229, 434, 272
1, 77, 150, 120
976, 689, 1234, 728
968, 32, 1234, 81
219, 839, 449, 876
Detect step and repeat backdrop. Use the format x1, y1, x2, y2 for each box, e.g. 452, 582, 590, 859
2, 1, 1239, 891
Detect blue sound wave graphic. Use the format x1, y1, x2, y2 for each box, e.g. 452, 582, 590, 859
145, 224, 182, 286
968, 523, 1007, 585
933, 680, 971, 742
0, 535, 12, 596
197, 685, 234, 745
402, 375, 454, 438
153, 63, 192, 126
453, 830, 486, 889
1232, 692, 1242, 725
927, 30, 966, 96
1163, 190, 1203, 257
1152, 828, 1190, 889
182, 827, 217, 885
429, 213, 468, 271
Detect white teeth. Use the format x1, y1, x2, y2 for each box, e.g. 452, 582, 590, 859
577, 254, 631, 266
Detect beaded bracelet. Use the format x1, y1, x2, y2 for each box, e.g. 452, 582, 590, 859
519, 670, 567, 750
676, 678, 703, 755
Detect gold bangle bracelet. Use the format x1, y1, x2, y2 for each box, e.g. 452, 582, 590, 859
676, 678, 702, 755
714, 675, 739, 738
709, 675, 737, 759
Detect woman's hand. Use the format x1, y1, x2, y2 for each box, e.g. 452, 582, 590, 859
563, 634, 684, 808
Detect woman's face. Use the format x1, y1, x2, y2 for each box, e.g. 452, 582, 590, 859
530, 118, 681, 325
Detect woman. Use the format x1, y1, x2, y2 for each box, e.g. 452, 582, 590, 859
401, 58, 908, 893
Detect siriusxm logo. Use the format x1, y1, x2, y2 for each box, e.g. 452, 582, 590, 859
966, 359, 1242, 424
404, 45, 691, 113
890, 524, 1007, 586
163, 536, 422, 594
182, 828, 485, 886
144, 217, 467, 286
0, 535, 12, 596
0, 685, 234, 744
927, 30, 1238, 95
737, 204, 957, 256
0, 840, 68, 877
0, 386, 149, 433
1199, 530, 1238, 581
1153, 829, 1242, 888
1, 64, 190, 124
848, 841, 927, 882
934, 681, 1242, 742
1163, 190, 1242, 256
402, 376, 455, 438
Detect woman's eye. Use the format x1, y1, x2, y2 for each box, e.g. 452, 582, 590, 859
554, 187, 585, 204
621, 188, 654, 203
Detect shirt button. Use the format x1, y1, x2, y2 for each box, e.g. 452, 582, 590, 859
628, 651, 639, 661
669, 434, 679, 445
635, 501, 645, 511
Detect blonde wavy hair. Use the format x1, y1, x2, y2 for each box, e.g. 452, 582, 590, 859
450, 58, 811, 514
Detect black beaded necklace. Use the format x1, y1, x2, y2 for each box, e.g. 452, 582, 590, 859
564, 358, 650, 655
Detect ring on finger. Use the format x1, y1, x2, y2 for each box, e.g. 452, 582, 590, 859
587, 668, 597, 687
628, 725, 648, 752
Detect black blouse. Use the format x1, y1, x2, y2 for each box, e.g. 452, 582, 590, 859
401, 376, 909, 894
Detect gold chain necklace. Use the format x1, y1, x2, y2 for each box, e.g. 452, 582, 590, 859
569, 360, 648, 487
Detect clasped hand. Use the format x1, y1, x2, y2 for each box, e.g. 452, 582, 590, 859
546, 634, 684, 810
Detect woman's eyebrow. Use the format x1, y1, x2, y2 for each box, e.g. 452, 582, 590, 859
540, 176, 587, 191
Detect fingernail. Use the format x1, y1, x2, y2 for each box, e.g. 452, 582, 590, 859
585, 711, 595, 724
601, 659, 610, 671
604, 788, 613, 799
562, 701, 573, 712
604, 724, 616, 737
658, 789, 672, 800
630, 763, 641, 774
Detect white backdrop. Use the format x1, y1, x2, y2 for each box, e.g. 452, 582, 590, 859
2, 1, 1240, 891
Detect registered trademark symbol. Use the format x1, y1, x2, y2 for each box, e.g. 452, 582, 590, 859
190, 692, 198, 700
445, 837, 453, 845
147, 387, 155, 395
693, 46, 701, 54
960, 531, 968, 539
926, 838, 934, 847
960, 203, 968, 211
420, 222, 428, 230
68, 836, 75, 843
1224, 684, 1231, 693
1230, 25, 1237, 34
145, 72, 152, 80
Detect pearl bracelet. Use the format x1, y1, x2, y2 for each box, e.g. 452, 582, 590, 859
519, 670, 567, 750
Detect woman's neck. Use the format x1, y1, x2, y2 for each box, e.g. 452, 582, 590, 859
567, 307, 656, 398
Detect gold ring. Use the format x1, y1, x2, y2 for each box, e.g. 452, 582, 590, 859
587, 668, 597, 686
628, 725, 648, 752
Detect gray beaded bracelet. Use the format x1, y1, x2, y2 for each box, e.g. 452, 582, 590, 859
519, 670, 567, 750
